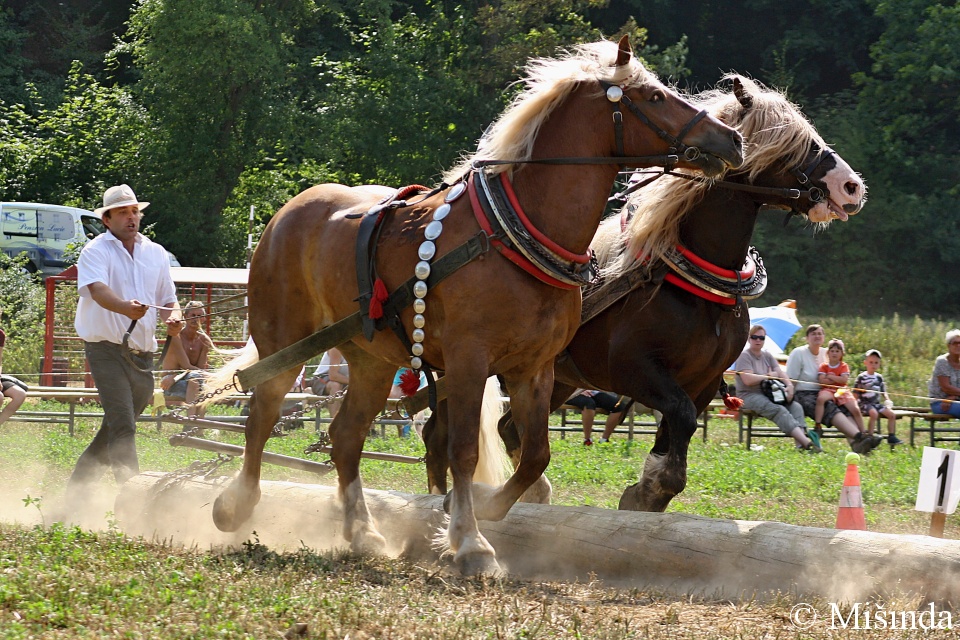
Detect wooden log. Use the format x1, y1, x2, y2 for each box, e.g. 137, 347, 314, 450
116, 473, 960, 601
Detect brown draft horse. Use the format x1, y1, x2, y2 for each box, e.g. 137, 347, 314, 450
424, 75, 867, 512
204, 36, 743, 575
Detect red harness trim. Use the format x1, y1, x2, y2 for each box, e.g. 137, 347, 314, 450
675, 244, 755, 281
396, 184, 429, 201
664, 273, 738, 306
468, 173, 580, 290
497, 173, 591, 265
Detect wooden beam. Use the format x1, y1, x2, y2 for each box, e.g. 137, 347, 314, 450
117, 474, 960, 601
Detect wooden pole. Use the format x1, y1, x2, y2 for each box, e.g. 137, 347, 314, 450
931, 511, 947, 538
118, 474, 960, 601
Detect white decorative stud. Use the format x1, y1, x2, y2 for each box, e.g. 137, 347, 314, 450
413, 314, 425, 328
413, 299, 426, 314
414, 260, 431, 280
413, 281, 428, 298
418, 240, 436, 261
425, 220, 443, 241
445, 183, 466, 202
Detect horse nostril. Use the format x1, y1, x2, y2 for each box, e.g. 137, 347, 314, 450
844, 181, 860, 196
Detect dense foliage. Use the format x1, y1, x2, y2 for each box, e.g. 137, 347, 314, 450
0, 0, 957, 315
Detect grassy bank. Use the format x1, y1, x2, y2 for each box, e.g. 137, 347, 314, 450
2, 408, 959, 638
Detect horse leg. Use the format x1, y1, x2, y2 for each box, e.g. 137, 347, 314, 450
329, 349, 396, 554
422, 402, 449, 495
497, 380, 572, 504
212, 371, 295, 532
442, 364, 502, 576
470, 367, 554, 520
619, 376, 704, 512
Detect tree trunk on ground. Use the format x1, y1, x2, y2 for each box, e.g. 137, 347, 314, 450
116, 472, 960, 602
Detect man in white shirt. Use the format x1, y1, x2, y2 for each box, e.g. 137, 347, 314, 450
67, 184, 179, 494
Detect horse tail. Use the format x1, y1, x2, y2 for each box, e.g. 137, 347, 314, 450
199, 340, 261, 407
473, 375, 511, 486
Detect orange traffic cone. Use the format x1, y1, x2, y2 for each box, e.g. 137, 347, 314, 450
836, 452, 866, 530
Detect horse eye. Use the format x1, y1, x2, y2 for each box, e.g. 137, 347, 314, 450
650, 91, 664, 103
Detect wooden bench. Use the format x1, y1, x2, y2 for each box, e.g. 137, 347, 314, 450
739, 407, 922, 449
553, 401, 714, 442
907, 411, 960, 447
737, 409, 845, 449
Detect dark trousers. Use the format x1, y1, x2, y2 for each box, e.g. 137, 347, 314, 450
67, 341, 154, 488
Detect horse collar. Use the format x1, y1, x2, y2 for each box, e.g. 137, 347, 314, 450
468, 169, 598, 289
661, 244, 767, 306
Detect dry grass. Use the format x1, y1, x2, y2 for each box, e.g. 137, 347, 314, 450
2, 413, 960, 637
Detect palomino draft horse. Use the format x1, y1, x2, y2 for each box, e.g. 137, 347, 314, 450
204, 36, 742, 575
424, 75, 866, 512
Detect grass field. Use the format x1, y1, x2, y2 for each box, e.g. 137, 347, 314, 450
1, 403, 959, 638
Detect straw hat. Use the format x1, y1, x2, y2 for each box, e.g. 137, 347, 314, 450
94, 184, 150, 216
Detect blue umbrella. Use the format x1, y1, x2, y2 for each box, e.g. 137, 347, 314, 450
748, 304, 802, 352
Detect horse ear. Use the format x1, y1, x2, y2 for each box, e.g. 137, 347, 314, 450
733, 77, 754, 110
616, 34, 632, 66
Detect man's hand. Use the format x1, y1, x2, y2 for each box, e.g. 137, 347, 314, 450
124, 300, 148, 321
165, 316, 185, 337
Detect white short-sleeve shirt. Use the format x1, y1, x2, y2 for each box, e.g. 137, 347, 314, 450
74, 232, 177, 351
786, 345, 827, 393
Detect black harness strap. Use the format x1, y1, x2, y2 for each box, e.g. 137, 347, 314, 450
236, 232, 490, 392
355, 210, 382, 341
121, 317, 169, 374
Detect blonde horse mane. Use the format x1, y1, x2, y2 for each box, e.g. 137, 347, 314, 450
597, 74, 827, 278
443, 39, 656, 183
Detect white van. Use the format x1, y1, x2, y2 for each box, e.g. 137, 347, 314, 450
0, 202, 180, 276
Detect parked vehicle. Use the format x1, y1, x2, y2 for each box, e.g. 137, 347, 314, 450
0, 202, 180, 276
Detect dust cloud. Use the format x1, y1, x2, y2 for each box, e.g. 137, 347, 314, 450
5, 469, 960, 605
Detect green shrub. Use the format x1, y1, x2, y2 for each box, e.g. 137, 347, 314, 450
0, 253, 46, 377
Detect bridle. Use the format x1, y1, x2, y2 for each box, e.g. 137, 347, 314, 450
472, 78, 718, 171
599, 80, 708, 165
612, 144, 837, 216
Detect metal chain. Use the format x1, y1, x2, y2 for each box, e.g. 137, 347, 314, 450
191, 377, 244, 406
148, 453, 238, 506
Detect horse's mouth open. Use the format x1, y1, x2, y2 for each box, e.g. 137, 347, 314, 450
828, 198, 851, 222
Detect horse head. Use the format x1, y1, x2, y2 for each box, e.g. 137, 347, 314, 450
606, 35, 744, 178
725, 74, 866, 224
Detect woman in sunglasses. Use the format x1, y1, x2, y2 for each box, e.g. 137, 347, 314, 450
733, 324, 821, 452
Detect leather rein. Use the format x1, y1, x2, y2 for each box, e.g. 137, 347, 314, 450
586, 147, 840, 317
614, 146, 837, 211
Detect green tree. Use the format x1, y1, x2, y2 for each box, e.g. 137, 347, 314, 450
753, 0, 960, 316
116, 0, 317, 266
0, 62, 150, 208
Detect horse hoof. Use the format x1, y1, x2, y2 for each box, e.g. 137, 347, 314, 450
351, 529, 388, 555
456, 550, 503, 577
212, 490, 256, 532
617, 483, 643, 511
